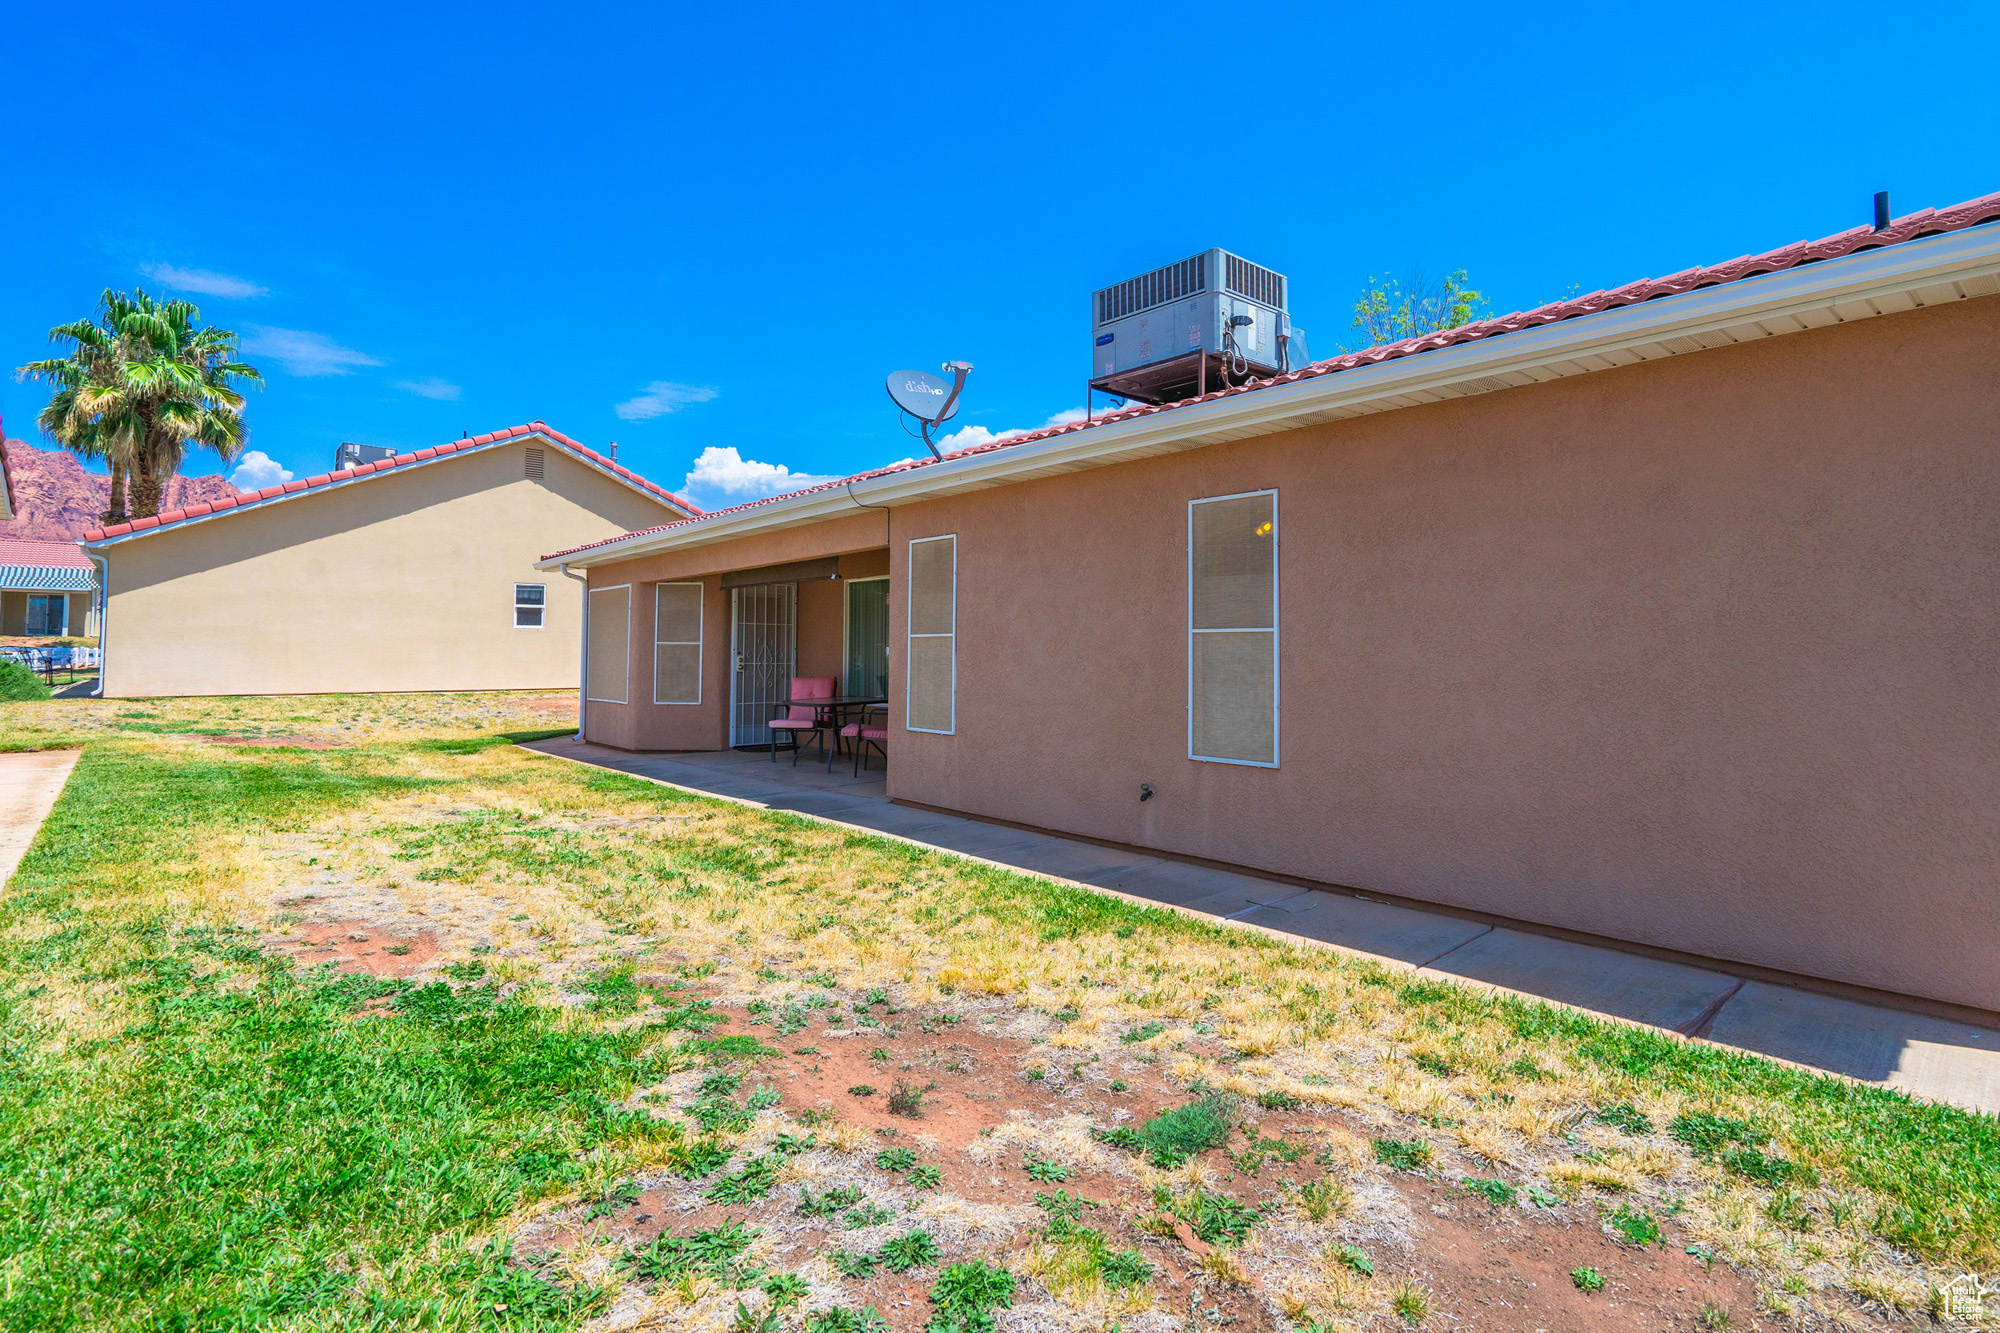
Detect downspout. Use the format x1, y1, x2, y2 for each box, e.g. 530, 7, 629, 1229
83, 549, 108, 698
560, 563, 588, 740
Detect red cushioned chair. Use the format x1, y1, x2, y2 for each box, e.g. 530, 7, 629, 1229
769, 676, 838, 764
840, 704, 888, 776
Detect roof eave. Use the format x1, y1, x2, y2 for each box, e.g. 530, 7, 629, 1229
540, 221, 2000, 571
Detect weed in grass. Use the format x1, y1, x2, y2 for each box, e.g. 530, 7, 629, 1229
1034, 1190, 1100, 1223
1372, 1137, 1434, 1172
1109, 1078, 1128, 1092
1132, 1093, 1236, 1168
1296, 1177, 1349, 1221
583, 1178, 643, 1219
1389, 1281, 1430, 1325
1571, 1266, 1606, 1292
1329, 1243, 1373, 1276
442, 958, 486, 981
831, 1248, 881, 1278
475, 1248, 608, 1326
928, 1260, 1015, 1333
875, 1147, 917, 1173
870, 1047, 890, 1062
843, 1201, 895, 1229
907, 1164, 942, 1189
1597, 1101, 1654, 1135
798, 1185, 864, 1217
1024, 1156, 1070, 1182
1669, 1112, 1763, 1154
679, 1033, 778, 1061
1505, 1055, 1549, 1082
1100, 1248, 1154, 1290
765, 1272, 809, 1307
578, 967, 644, 1014
1699, 1303, 1732, 1329
1255, 1088, 1302, 1111
1462, 1176, 1519, 1207
627, 1220, 760, 1282
732, 1298, 785, 1332
1525, 1185, 1561, 1208
805, 1305, 889, 1333
1724, 1145, 1808, 1186
1152, 1186, 1261, 1247
880, 1229, 942, 1273
772, 1131, 818, 1156
888, 1078, 934, 1118
705, 1156, 780, 1204
849, 1084, 877, 1097
674, 1139, 731, 1177
1122, 1020, 1166, 1044
1609, 1203, 1662, 1246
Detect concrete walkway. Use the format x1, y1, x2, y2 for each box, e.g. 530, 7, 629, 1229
0, 748, 80, 888
521, 737, 2000, 1117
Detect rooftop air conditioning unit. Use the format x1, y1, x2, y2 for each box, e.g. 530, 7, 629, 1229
334, 441, 394, 469
1088, 249, 1304, 405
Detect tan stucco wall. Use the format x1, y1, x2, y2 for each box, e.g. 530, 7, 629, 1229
100, 442, 680, 696
583, 294, 2000, 1012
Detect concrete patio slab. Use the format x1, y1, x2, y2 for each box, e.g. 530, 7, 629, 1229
0, 748, 80, 888
1416, 927, 1741, 1031
1238, 890, 1493, 969
1704, 982, 2000, 1112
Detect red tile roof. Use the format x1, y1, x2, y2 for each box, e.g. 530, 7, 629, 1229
0, 538, 91, 569
546, 189, 2000, 562
81, 422, 699, 544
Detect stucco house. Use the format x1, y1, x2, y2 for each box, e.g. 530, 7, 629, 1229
83, 423, 696, 697
539, 191, 2000, 1020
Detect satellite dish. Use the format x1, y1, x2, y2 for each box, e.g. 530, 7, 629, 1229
886, 361, 972, 459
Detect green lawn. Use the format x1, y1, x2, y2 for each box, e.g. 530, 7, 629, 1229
0, 700, 1992, 1329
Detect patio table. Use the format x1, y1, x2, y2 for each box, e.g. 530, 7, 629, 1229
779, 694, 886, 769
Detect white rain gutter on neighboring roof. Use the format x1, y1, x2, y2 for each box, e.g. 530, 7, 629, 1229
539, 222, 2000, 571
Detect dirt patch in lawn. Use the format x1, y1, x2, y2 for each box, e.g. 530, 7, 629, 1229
509, 982, 1765, 1333
262, 917, 440, 979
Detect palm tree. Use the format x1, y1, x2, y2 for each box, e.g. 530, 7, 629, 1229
17, 289, 263, 520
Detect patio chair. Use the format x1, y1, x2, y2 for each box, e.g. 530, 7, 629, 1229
841, 704, 888, 776
769, 676, 838, 764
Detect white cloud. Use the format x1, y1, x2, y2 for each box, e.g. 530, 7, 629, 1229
139, 263, 269, 299
680, 447, 839, 506
393, 377, 462, 401
933, 405, 1090, 453
229, 450, 293, 490
615, 381, 719, 421
242, 326, 383, 377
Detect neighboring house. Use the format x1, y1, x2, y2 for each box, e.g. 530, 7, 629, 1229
83, 423, 697, 697
0, 539, 97, 637
540, 191, 2000, 1019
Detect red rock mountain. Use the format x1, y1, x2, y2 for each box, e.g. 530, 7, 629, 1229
0, 438, 242, 541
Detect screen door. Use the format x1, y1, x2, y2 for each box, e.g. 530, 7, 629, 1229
730, 583, 797, 746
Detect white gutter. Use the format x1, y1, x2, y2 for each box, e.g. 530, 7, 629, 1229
560, 563, 588, 740
541, 220, 2000, 570
84, 551, 108, 698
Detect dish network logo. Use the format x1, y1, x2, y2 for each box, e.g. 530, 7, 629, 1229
902, 379, 945, 396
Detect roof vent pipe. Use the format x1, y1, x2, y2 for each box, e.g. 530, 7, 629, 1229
1874, 191, 1891, 232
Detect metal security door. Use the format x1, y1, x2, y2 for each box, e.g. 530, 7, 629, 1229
730, 583, 797, 746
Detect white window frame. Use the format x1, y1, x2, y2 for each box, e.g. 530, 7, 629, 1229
514, 582, 546, 629
842, 574, 889, 697
586, 583, 632, 705
1187, 489, 1279, 768
906, 535, 957, 735
652, 581, 703, 706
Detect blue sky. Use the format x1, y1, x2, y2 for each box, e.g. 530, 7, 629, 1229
4, 2, 1996, 510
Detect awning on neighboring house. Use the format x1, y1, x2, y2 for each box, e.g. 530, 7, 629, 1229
0, 565, 95, 592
